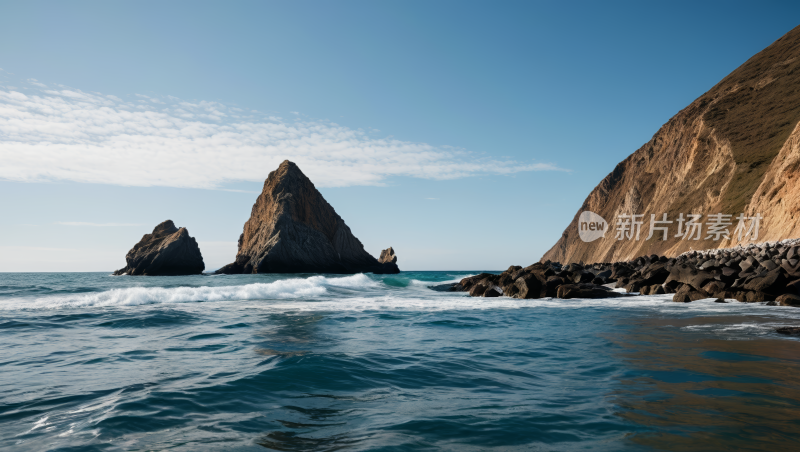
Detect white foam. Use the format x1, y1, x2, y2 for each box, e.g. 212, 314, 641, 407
1, 274, 379, 310
409, 275, 473, 287
8, 273, 800, 318
239, 293, 680, 312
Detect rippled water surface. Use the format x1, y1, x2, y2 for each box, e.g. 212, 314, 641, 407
2, 271, 800, 451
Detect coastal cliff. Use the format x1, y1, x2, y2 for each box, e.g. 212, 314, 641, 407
216, 160, 399, 274
114, 220, 205, 276
543, 25, 800, 264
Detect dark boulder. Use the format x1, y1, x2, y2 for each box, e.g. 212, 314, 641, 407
515, 274, 543, 299
459, 273, 496, 291
777, 294, 800, 307
745, 291, 774, 302
114, 220, 204, 276
502, 281, 520, 298
638, 261, 670, 286
743, 268, 786, 296
557, 283, 620, 299
545, 276, 564, 298
786, 279, 800, 294
672, 284, 706, 303
428, 283, 461, 292
625, 280, 643, 293
469, 284, 488, 297
776, 326, 800, 335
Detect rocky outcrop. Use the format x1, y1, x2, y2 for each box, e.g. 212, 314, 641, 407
114, 220, 205, 276
447, 263, 620, 300
216, 160, 399, 274
449, 239, 800, 305
543, 25, 800, 264
379, 247, 397, 265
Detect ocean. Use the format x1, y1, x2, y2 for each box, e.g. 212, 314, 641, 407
2, 271, 800, 451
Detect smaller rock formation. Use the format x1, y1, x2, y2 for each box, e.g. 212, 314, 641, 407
376, 247, 399, 274
379, 247, 397, 265
114, 220, 205, 276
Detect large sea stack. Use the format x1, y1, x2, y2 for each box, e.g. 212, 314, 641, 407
543, 25, 800, 264
114, 220, 205, 276
216, 160, 399, 274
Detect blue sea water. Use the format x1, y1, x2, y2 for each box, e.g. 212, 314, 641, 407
2, 272, 800, 451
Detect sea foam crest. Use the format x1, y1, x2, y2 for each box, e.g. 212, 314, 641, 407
5, 274, 379, 309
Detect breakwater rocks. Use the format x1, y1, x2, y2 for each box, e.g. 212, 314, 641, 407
443, 239, 800, 306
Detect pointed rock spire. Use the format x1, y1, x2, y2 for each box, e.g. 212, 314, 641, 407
217, 160, 399, 274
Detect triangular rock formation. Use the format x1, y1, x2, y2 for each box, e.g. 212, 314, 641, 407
543, 24, 800, 264
216, 160, 399, 274
114, 220, 205, 276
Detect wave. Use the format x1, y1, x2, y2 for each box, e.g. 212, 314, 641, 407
2, 274, 380, 310
6, 274, 800, 317
408, 275, 474, 286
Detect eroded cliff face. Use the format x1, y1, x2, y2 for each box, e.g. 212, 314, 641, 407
217, 160, 399, 274
746, 121, 800, 242
543, 25, 800, 264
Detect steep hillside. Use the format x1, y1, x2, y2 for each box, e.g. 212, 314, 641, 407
543, 25, 800, 264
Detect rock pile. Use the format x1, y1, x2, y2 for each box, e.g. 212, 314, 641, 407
661, 239, 800, 304
440, 262, 622, 300
445, 239, 800, 305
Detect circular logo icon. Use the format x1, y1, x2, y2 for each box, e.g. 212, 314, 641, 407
578, 211, 607, 242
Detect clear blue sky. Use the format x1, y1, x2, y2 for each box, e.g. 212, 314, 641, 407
1, 1, 798, 271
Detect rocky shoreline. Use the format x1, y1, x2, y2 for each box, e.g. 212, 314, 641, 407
438, 239, 800, 308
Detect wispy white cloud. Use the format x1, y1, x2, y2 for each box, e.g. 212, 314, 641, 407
27, 78, 47, 88
0, 79, 567, 189
55, 222, 143, 227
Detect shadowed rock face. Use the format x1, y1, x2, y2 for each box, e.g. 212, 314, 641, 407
216, 160, 399, 274
114, 220, 205, 276
543, 25, 800, 264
